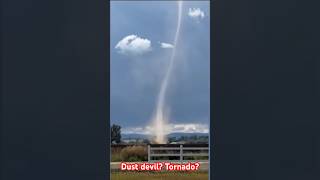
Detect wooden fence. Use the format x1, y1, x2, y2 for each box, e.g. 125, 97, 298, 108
148, 144, 209, 162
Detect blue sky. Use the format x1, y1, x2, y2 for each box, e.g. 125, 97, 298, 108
111, 1, 210, 134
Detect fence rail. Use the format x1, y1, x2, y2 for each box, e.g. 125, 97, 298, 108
148, 144, 209, 162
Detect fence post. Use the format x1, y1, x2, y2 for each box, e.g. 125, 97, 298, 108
148, 144, 150, 162
180, 144, 183, 162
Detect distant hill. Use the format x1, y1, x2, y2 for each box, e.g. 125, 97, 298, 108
122, 132, 209, 139
167, 132, 209, 138
121, 133, 150, 139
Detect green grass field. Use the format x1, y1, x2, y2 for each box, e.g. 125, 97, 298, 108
111, 171, 208, 180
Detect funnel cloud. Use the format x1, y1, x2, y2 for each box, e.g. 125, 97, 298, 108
150, 1, 183, 144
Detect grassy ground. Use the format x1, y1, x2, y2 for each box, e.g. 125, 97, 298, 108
111, 171, 208, 180
111, 145, 148, 162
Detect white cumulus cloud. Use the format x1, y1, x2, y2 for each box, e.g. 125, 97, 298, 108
115, 35, 152, 55
160, 42, 174, 49
188, 8, 205, 20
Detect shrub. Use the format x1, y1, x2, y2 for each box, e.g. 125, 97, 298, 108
120, 146, 147, 162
